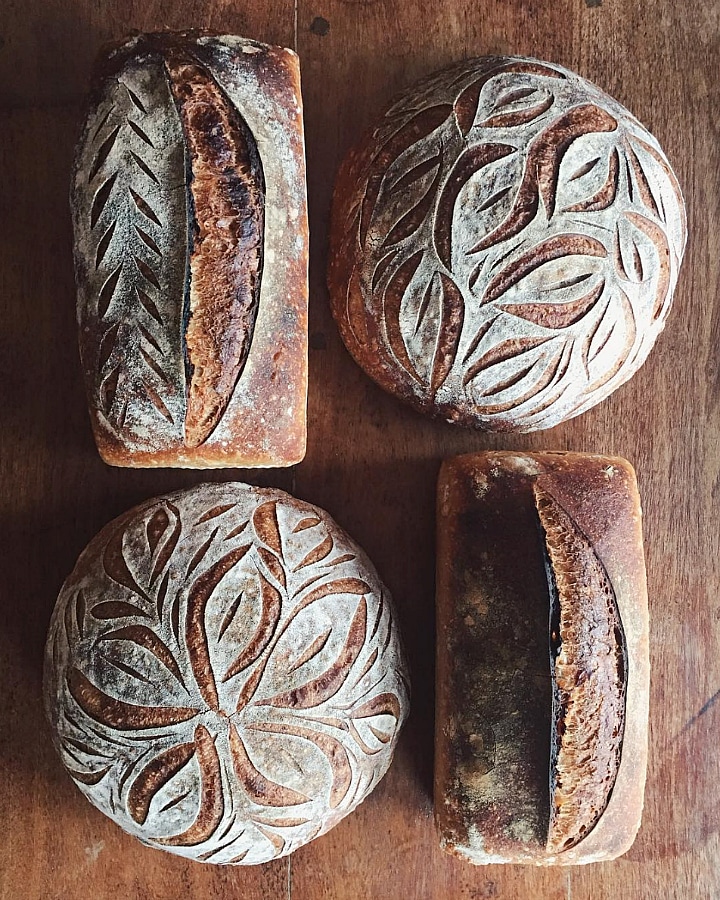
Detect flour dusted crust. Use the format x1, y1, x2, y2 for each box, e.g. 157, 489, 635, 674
329, 56, 686, 432
73, 33, 308, 467
435, 452, 649, 864
44, 483, 409, 864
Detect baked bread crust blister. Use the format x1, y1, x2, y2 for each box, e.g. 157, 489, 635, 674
435, 451, 649, 864
73, 32, 308, 467
44, 482, 410, 864
328, 56, 686, 432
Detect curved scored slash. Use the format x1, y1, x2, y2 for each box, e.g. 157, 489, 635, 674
430, 273, 465, 394
350, 692, 402, 722
289, 628, 332, 674
348, 720, 384, 755
249, 722, 353, 809
146, 507, 170, 555
67, 667, 198, 729
252, 822, 286, 855
155, 725, 224, 846
252, 501, 282, 555
257, 546, 287, 588
293, 534, 334, 572
534, 484, 627, 854
127, 741, 196, 824
229, 724, 310, 807
624, 211, 671, 320
256, 597, 367, 710
67, 765, 112, 786
463, 337, 550, 387
383, 251, 425, 383
150, 503, 181, 585
164, 51, 265, 448
91, 600, 150, 620
185, 544, 251, 710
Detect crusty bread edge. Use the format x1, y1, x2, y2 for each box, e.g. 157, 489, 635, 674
434, 451, 650, 865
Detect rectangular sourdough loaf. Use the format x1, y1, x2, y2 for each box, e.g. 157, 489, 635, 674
72, 32, 308, 467
435, 451, 649, 865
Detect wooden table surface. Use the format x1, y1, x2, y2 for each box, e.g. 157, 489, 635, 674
0, 1, 717, 898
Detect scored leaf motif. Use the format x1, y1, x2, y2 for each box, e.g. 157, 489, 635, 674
76, 59, 186, 439
127, 741, 196, 825
50, 488, 408, 864
360, 105, 452, 245
155, 725, 224, 847
336, 56, 685, 432
434, 143, 516, 269
382, 151, 444, 247
229, 725, 310, 807
453, 60, 564, 136
248, 722, 353, 809
185, 545, 251, 709
67, 667, 199, 729
223, 574, 281, 682
98, 625, 187, 689
256, 597, 367, 710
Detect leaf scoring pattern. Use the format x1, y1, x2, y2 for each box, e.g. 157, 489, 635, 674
330, 54, 686, 431
74, 35, 270, 456
46, 485, 408, 865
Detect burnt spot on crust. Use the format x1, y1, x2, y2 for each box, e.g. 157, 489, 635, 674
164, 48, 265, 448
534, 482, 627, 854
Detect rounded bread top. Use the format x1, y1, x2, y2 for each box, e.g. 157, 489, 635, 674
44, 482, 409, 864
329, 55, 686, 432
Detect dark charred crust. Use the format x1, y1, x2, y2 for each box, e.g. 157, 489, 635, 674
436, 453, 645, 864
534, 482, 627, 854
436, 473, 553, 856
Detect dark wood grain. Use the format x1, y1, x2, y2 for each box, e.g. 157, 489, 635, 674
0, 0, 718, 897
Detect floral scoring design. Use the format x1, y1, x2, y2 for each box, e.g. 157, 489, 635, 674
44, 484, 409, 864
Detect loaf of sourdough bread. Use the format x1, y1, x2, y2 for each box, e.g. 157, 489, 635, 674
72, 32, 308, 467
44, 482, 409, 863
435, 451, 649, 864
328, 56, 686, 432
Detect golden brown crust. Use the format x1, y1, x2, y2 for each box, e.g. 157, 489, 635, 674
165, 49, 265, 448
435, 451, 649, 865
73, 33, 307, 468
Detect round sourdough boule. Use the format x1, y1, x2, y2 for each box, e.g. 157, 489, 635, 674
328, 55, 687, 432
44, 483, 409, 864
